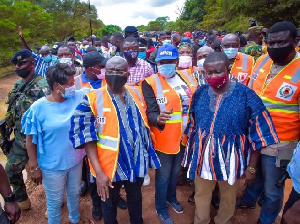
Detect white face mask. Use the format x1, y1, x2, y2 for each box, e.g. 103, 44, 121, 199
97, 68, 106, 80
178, 55, 193, 68
197, 58, 205, 70
58, 58, 73, 67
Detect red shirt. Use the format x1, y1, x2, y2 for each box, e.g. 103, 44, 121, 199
146, 46, 156, 59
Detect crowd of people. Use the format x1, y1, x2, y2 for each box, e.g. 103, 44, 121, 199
0, 20, 299, 224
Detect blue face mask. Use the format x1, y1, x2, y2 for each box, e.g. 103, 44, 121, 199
157, 64, 176, 79
223, 48, 239, 59
138, 52, 146, 59
61, 85, 75, 98
198, 39, 206, 46
43, 55, 52, 63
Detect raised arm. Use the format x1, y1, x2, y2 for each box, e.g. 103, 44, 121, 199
18, 26, 31, 51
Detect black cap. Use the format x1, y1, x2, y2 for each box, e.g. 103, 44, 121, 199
83, 51, 108, 68
125, 26, 138, 33
67, 36, 75, 42
11, 49, 33, 63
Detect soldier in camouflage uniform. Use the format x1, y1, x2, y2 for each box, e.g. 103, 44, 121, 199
244, 26, 264, 62
5, 49, 50, 210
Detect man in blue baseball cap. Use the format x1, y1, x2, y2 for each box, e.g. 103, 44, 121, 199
141, 44, 197, 224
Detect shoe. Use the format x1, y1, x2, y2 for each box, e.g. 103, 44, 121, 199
80, 181, 88, 197
17, 198, 31, 210
117, 196, 127, 210
157, 212, 174, 224
92, 206, 102, 220
143, 174, 150, 186
167, 201, 183, 213
236, 198, 256, 209
188, 191, 195, 205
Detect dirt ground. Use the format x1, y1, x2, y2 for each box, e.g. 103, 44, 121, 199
0, 73, 285, 224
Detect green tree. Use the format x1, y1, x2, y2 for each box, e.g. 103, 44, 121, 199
180, 0, 207, 30
155, 16, 170, 29
136, 25, 149, 32
97, 25, 122, 37
148, 21, 162, 31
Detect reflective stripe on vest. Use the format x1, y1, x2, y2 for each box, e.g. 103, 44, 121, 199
241, 53, 248, 71
166, 112, 182, 123
252, 55, 270, 80
75, 75, 81, 90
127, 86, 144, 107
180, 69, 197, 86
261, 97, 299, 113
153, 74, 166, 111
97, 134, 118, 151
290, 68, 300, 83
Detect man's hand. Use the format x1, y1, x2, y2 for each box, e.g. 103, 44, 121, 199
4, 202, 21, 224
157, 108, 173, 126
31, 168, 42, 185
18, 26, 23, 38
96, 172, 114, 201
241, 169, 256, 186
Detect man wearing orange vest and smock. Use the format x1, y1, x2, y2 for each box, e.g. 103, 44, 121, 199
237, 21, 300, 224
142, 44, 197, 224
221, 34, 254, 85
74, 51, 107, 90
70, 56, 161, 224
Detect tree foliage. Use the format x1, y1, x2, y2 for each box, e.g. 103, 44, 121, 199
96, 25, 122, 37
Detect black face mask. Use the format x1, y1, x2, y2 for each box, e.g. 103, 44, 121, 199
105, 74, 127, 92
267, 44, 294, 63
15, 67, 31, 78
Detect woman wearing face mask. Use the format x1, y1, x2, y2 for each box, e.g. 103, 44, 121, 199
21, 63, 90, 224
141, 44, 197, 223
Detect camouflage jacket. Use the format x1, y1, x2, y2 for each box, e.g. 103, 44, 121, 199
244, 41, 263, 62
5, 74, 50, 145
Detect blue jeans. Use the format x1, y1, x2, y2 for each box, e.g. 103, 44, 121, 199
0, 208, 10, 224
42, 161, 83, 224
155, 145, 184, 215
242, 155, 285, 224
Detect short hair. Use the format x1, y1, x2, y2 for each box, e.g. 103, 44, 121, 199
203, 52, 230, 68
268, 21, 297, 40
101, 36, 110, 42
46, 63, 76, 91
112, 32, 124, 41
146, 38, 153, 46
159, 31, 171, 38
123, 37, 139, 46
86, 46, 97, 52
57, 44, 74, 53
94, 37, 101, 41
239, 36, 248, 47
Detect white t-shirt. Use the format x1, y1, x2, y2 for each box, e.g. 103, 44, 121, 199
166, 74, 191, 135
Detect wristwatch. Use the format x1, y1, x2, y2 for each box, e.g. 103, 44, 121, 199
247, 166, 257, 174
4, 193, 16, 202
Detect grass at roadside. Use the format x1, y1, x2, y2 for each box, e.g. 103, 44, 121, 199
0, 66, 14, 79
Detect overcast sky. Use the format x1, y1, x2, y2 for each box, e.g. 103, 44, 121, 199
92, 0, 186, 29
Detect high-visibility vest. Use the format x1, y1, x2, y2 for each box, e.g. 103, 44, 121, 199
230, 52, 254, 85
144, 72, 198, 154
74, 74, 106, 90
86, 85, 150, 180
252, 54, 300, 142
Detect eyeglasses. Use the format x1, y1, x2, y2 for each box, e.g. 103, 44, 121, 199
13, 60, 31, 66
106, 70, 127, 76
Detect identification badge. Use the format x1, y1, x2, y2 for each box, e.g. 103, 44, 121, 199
238, 72, 248, 84
97, 116, 106, 124
276, 82, 298, 101
156, 97, 167, 104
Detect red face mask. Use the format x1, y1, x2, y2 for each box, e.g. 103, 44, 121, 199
206, 75, 229, 89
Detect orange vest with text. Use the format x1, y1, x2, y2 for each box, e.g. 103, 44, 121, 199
252, 54, 300, 142
231, 52, 254, 85
75, 74, 106, 90
144, 72, 198, 154
86, 85, 149, 180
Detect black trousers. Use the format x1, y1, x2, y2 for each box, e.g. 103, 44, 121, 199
101, 178, 144, 224
281, 187, 300, 223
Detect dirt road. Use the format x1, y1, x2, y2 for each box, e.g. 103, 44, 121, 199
0, 73, 286, 224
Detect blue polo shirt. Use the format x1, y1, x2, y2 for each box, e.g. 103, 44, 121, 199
81, 71, 103, 89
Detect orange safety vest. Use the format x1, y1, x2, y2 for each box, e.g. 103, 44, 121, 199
230, 52, 254, 85
252, 54, 300, 142
75, 74, 106, 90
86, 85, 150, 180
144, 72, 198, 154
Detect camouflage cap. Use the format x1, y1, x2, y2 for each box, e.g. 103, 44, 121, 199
248, 26, 263, 35
11, 49, 33, 63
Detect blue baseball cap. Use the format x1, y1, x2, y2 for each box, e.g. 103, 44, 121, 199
181, 37, 192, 44
155, 44, 179, 62
11, 49, 33, 64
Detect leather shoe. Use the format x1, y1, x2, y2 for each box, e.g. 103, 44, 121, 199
92, 206, 102, 220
